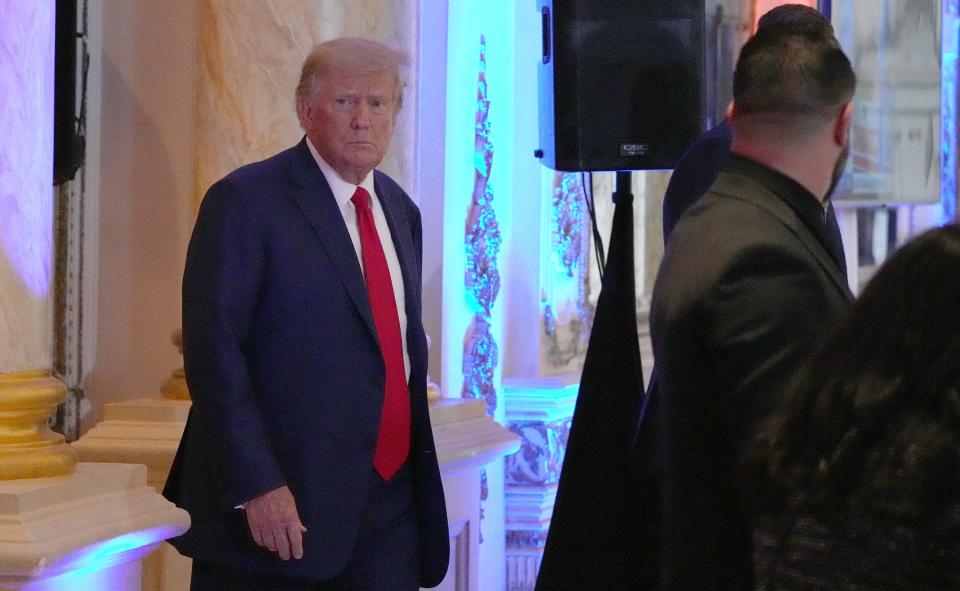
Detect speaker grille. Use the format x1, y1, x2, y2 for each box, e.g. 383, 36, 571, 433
539, 0, 705, 171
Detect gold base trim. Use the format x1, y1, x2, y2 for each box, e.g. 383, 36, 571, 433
0, 370, 78, 479
160, 367, 191, 400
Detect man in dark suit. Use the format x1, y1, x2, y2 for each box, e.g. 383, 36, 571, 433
650, 23, 856, 590
163, 38, 449, 590
631, 9, 847, 587
635, 2, 848, 470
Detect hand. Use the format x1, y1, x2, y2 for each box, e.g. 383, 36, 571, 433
244, 485, 308, 560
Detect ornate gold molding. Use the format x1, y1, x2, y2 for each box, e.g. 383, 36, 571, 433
0, 370, 78, 479
161, 329, 191, 400
160, 368, 190, 401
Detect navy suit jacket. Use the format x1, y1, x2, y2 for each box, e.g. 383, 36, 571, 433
163, 138, 449, 586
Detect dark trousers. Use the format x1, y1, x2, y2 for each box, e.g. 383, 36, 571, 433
190, 466, 420, 591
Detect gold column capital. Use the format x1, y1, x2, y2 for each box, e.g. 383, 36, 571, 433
0, 370, 78, 479
160, 368, 190, 401
161, 329, 191, 400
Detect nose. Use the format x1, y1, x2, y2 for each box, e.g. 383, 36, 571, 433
350, 102, 372, 129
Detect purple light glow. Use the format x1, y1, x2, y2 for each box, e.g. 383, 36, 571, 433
0, 1, 55, 297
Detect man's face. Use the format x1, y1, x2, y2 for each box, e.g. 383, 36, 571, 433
301, 70, 398, 183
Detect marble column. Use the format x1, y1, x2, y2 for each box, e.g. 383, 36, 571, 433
0, 0, 76, 481
0, 3, 189, 589
193, 0, 419, 210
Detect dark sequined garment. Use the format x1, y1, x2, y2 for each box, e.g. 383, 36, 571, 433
753, 436, 960, 591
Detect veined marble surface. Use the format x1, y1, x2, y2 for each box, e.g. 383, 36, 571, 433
0, 0, 54, 372
194, 0, 419, 209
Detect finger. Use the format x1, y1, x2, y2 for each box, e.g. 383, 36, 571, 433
288, 524, 304, 560
276, 528, 292, 561
264, 529, 279, 552
249, 518, 264, 547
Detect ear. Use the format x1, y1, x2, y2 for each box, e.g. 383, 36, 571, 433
833, 102, 853, 147
296, 95, 312, 128
725, 101, 736, 124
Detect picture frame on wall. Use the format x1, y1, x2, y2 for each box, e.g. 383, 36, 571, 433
830, 0, 945, 205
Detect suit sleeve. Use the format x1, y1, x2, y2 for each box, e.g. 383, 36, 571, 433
705, 242, 840, 445
657, 242, 841, 590
412, 205, 423, 289
182, 179, 286, 510
662, 126, 731, 242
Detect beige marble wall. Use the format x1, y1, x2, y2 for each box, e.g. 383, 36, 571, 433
194, 0, 419, 208
0, 1, 55, 373
587, 172, 649, 303
643, 171, 671, 296
82, 0, 198, 429
0, 256, 49, 373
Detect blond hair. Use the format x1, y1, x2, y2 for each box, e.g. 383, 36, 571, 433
295, 38, 408, 127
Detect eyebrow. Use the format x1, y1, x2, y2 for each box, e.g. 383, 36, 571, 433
334, 92, 390, 99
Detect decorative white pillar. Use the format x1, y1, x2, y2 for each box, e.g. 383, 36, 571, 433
0, 463, 189, 591
429, 398, 520, 591
72, 335, 191, 591
441, 2, 521, 585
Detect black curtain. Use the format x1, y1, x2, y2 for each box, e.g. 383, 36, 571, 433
536, 178, 658, 590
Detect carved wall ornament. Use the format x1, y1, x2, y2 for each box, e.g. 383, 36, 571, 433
504, 418, 572, 486
463, 35, 501, 415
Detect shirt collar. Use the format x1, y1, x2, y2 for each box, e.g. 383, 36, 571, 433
305, 136, 375, 208
724, 154, 845, 265
725, 154, 827, 222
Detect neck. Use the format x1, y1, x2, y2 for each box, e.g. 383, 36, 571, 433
339, 171, 366, 185
730, 138, 833, 202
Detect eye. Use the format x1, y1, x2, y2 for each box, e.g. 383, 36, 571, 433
369, 98, 390, 113
333, 96, 355, 110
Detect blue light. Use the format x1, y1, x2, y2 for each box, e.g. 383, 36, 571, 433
34, 529, 166, 590
941, 0, 959, 223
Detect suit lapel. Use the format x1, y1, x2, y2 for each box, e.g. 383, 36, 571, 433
713, 171, 854, 301
374, 171, 420, 317
287, 139, 379, 342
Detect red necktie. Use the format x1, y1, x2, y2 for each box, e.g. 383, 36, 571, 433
351, 187, 410, 480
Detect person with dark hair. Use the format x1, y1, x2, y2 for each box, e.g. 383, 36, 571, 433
631, 10, 850, 588
744, 223, 960, 589
662, 4, 845, 251
636, 1, 846, 467
649, 22, 857, 590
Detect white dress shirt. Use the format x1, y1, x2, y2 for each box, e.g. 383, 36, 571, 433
306, 137, 410, 382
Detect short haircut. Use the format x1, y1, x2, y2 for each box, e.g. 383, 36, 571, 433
295, 38, 408, 127
733, 27, 855, 127
756, 3, 834, 38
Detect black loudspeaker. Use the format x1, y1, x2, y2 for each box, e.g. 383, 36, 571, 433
54, 0, 84, 185
537, 0, 706, 171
